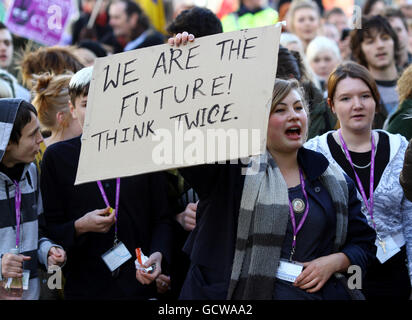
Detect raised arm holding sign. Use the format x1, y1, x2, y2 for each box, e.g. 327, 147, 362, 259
75, 24, 281, 184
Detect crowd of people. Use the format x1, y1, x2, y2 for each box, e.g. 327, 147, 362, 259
0, 0, 411, 301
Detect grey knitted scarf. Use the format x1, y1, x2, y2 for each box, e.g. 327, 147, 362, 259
227, 150, 349, 300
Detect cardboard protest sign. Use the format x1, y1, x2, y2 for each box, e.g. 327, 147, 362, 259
6, 0, 71, 46
75, 24, 281, 184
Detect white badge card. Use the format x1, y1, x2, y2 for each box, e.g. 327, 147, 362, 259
275, 259, 303, 283
101, 242, 132, 272
22, 270, 30, 290
376, 236, 400, 264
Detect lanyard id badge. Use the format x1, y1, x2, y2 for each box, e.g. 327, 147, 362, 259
101, 241, 132, 273
288, 168, 310, 261
275, 259, 303, 283
13, 181, 22, 248
98, 178, 131, 275
338, 130, 388, 255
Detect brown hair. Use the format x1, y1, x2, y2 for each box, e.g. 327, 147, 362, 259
19, 46, 84, 89
350, 15, 401, 69
31, 73, 72, 131
271, 78, 309, 141
327, 61, 381, 111
384, 6, 409, 32
362, 0, 384, 16
271, 78, 308, 114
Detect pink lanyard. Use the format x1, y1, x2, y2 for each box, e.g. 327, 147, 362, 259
338, 130, 377, 230
288, 168, 310, 261
97, 178, 120, 243
13, 180, 21, 248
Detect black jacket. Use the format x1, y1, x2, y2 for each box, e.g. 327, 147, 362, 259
40, 136, 173, 299
179, 148, 376, 299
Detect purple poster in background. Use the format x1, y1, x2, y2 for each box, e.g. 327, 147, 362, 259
5, 0, 71, 45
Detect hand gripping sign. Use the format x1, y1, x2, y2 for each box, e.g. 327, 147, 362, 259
75, 24, 281, 185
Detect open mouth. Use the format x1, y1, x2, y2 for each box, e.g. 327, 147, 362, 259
285, 126, 301, 138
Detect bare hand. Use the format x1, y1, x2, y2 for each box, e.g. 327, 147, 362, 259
75, 207, 116, 235
1, 253, 31, 279
168, 31, 195, 47
294, 253, 350, 293
156, 274, 171, 294
136, 251, 162, 285
47, 246, 66, 267
176, 202, 197, 231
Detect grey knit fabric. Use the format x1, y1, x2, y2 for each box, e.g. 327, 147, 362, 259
227, 150, 348, 300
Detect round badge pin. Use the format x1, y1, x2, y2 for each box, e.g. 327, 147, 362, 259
292, 198, 305, 214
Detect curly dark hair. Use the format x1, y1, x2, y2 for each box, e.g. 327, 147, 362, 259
350, 15, 401, 69
167, 6, 222, 37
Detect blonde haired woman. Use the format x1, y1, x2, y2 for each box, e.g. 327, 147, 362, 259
32, 73, 82, 147
286, 0, 321, 51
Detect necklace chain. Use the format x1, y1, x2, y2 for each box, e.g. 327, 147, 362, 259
338, 132, 378, 169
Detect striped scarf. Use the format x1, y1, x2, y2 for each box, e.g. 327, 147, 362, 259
227, 150, 349, 300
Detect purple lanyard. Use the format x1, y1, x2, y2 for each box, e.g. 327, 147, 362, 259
97, 178, 120, 242
13, 181, 21, 248
338, 130, 377, 229
288, 168, 310, 261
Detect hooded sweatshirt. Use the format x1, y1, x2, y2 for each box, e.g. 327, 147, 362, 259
0, 99, 57, 299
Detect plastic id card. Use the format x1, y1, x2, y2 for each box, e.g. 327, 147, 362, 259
101, 241, 132, 272
275, 259, 303, 283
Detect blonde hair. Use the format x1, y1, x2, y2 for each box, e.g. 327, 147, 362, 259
271, 78, 308, 114
271, 78, 309, 142
287, 0, 320, 34
397, 64, 412, 105
31, 73, 72, 131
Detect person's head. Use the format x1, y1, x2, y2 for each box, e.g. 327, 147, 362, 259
307, 36, 341, 81
384, 7, 410, 54
267, 78, 309, 155
320, 23, 340, 43
396, 63, 412, 105
1, 99, 43, 167
167, 6, 222, 37
397, 0, 412, 19
327, 61, 380, 133
363, 0, 386, 16
109, 0, 150, 40
280, 32, 304, 53
0, 22, 13, 69
323, 7, 348, 35
74, 40, 108, 67
69, 66, 93, 129
31, 73, 73, 133
242, 0, 266, 11
277, 46, 302, 80
350, 15, 400, 72
77, 40, 108, 58
287, 0, 321, 47
19, 45, 84, 89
